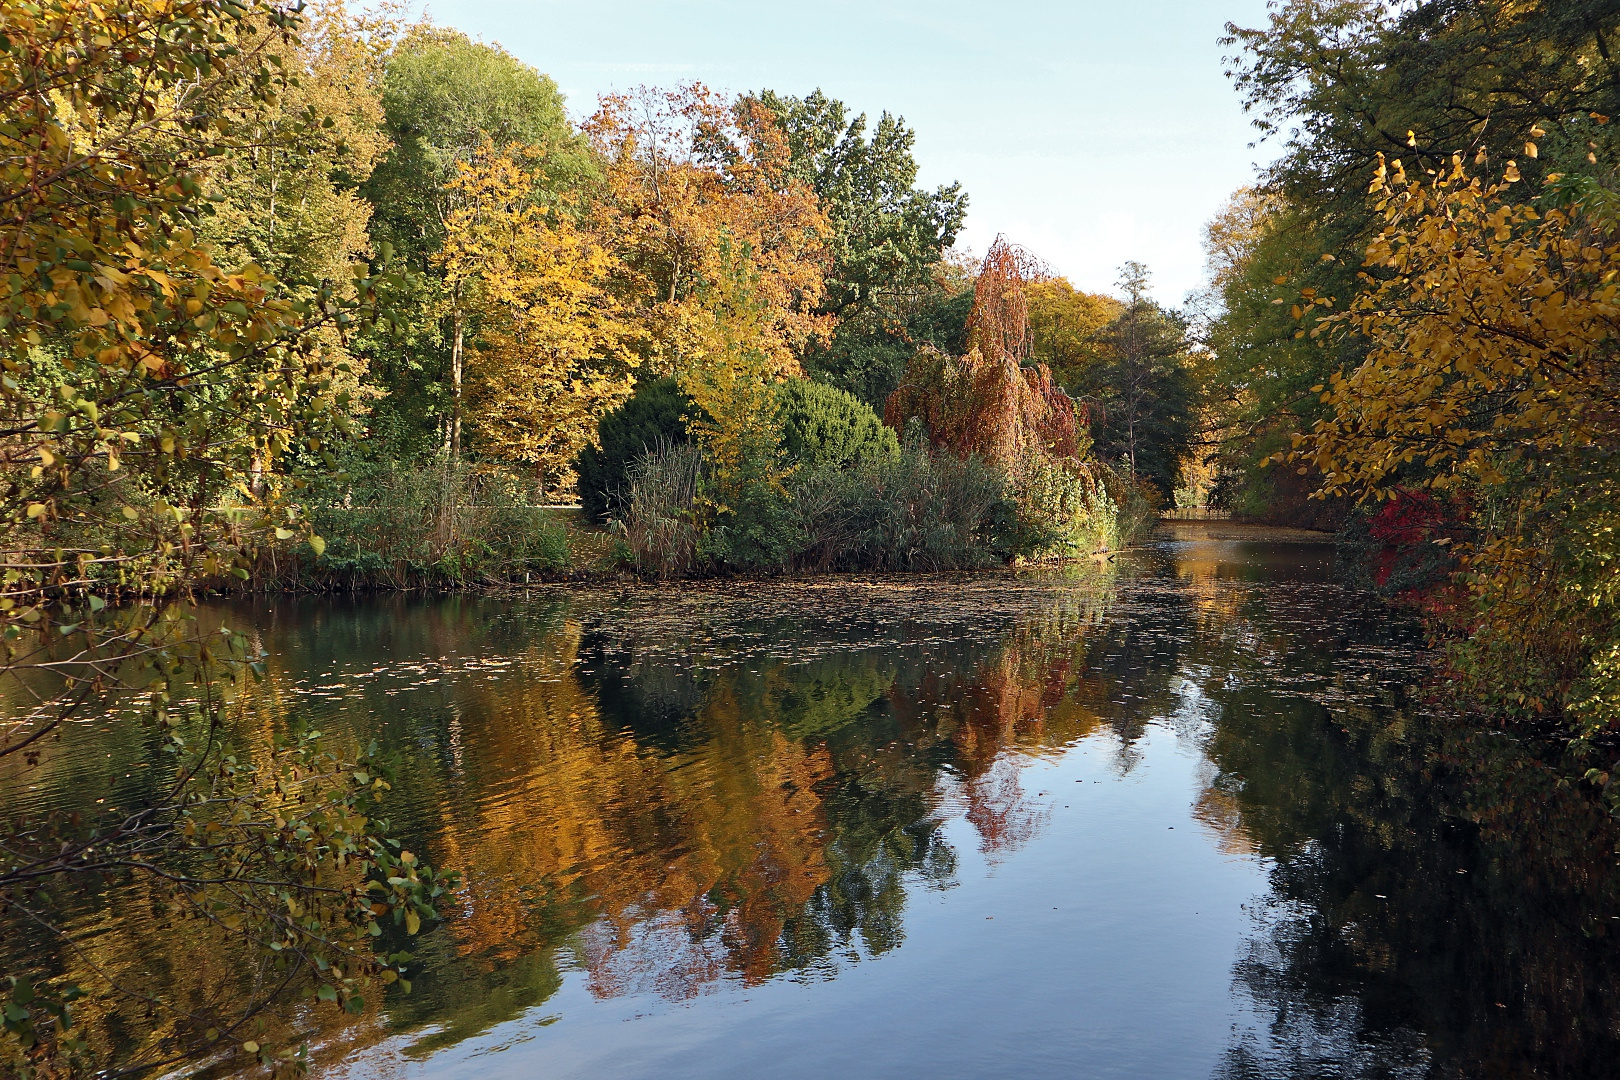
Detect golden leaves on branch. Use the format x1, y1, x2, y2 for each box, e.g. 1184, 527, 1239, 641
576, 84, 834, 498
438, 142, 635, 491
1293, 156, 1620, 506
582, 83, 832, 378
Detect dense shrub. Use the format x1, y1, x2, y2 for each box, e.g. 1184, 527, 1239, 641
1008, 457, 1120, 558
299, 461, 569, 587
576, 378, 693, 522
1336, 490, 1466, 598
761, 436, 1016, 574
1100, 468, 1162, 547
787, 439, 1012, 572
615, 437, 1012, 576
776, 378, 899, 471
701, 474, 801, 571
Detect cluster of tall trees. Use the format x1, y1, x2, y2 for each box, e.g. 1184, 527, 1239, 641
182, 7, 1204, 504
1201, 0, 1620, 746
326, 35, 973, 492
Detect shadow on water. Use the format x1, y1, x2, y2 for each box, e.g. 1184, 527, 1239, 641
5, 523, 1620, 1077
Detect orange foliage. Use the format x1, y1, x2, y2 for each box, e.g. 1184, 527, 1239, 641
582, 84, 833, 378
964, 236, 1051, 363
421, 625, 834, 996
885, 238, 1084, 467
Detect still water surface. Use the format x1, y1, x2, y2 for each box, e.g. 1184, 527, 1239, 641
15, 523, 1620, 1077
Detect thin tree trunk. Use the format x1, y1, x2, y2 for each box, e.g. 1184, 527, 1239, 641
449, 303, 464, 460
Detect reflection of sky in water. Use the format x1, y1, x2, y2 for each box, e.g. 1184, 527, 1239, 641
14, 524, 1620, 1079
346, 726, 1266, 1080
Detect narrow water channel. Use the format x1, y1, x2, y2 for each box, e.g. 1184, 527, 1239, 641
9, 523, 1620, 1078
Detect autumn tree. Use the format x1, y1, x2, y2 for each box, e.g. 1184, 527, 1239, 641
1288, 155, 1620, 735
747, 89, 969, 405
0, 2, 447, 1072
1025, 278, 1122, 389
582, 84, 832, 505
438, 142, 634, 487
203, 1, 393, 293
584, 84, 832, 377
885, 238, 1082, 469
1208, 0, 1620, 523
883, 238, 1114, 559
362, 27, 590, 457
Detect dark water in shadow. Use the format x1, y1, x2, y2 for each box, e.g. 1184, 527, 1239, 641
8, 522, 1620, 1078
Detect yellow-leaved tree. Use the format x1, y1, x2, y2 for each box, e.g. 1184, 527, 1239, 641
0, 2, 451, 1073
1025, 277, 1122, 388
438, 143, 635, 491
679, 244, 788, 504
582, 84, 831, 499
1289, 150, 1620, 739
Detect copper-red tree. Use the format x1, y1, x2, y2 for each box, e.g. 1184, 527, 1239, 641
886, 236, 1084, 465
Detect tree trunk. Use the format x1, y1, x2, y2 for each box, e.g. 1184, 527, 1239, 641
449, 305, 464, 460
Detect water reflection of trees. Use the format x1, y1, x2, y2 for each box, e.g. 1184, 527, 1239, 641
0, 580, 1125, 1069
1165, 560, 1620, 1079
375, 582, 1124, 1048
19, 554, 1620, 1077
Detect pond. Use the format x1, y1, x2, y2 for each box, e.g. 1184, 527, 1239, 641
9, 522, 1620, 1078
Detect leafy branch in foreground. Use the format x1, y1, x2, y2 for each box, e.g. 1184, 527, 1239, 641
3, 707, 455, 1076
1284, 151, 1620, 745
0, 0, 454, 1073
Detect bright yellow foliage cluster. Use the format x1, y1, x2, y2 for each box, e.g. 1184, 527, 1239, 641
1025, 278, 1122, 387
1296, 153, 1620, 503
583, 85, 832, 378
676, 251, 788, 502
1293, 153, 1620, 731
439, 143, 635, 489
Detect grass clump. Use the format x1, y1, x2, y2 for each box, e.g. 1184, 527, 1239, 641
295, 460, 570, 588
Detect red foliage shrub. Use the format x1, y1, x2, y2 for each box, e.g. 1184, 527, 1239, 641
1351, 488, 1469, 601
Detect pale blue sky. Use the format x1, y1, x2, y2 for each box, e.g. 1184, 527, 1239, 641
413, 0, 1280, 305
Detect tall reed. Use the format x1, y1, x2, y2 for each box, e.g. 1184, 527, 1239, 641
615, 439, 705, 578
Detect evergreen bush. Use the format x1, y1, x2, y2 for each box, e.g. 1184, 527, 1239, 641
575, 378, 694, 522
776, 378, 899, 471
